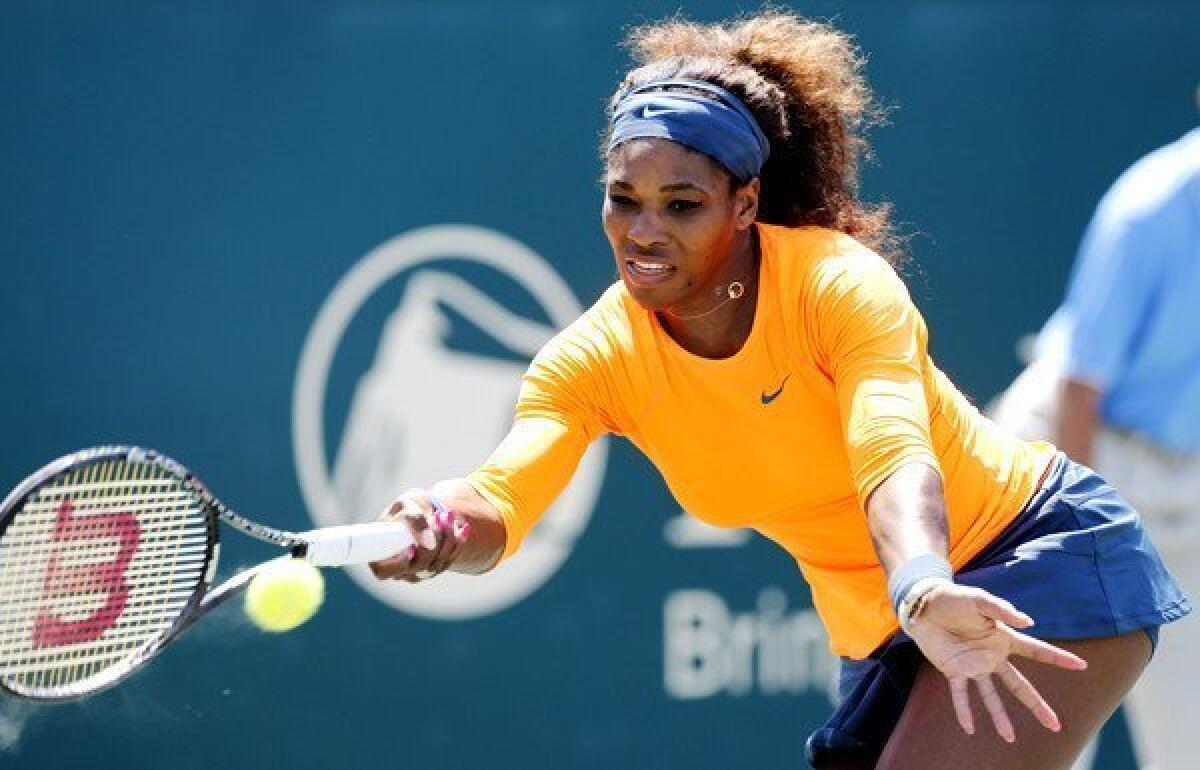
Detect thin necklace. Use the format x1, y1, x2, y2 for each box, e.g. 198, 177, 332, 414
664, 252, 757, 321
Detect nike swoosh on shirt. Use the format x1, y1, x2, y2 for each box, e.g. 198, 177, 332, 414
761, 375, 790, 405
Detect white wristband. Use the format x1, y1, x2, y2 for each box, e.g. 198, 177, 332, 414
897, 575, 952, 634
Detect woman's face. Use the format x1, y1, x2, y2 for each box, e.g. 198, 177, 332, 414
603, 138, 758, 314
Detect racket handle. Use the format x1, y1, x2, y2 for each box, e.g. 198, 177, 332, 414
299, 523, 415, 567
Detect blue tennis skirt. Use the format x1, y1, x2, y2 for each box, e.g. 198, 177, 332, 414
805, 453, 1191, 768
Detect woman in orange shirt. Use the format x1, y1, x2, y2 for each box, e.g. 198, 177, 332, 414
368, 12, 1187, 769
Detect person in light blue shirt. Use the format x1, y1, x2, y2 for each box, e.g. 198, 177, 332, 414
1058, 126, 1200, 458
993, 124, 1199, 770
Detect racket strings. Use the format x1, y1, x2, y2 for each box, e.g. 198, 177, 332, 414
0, 458, 210, 695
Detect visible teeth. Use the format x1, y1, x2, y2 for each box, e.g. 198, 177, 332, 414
632, 261, 669, 272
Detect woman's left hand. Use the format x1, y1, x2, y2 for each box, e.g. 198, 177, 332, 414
906, 583, 1088, 742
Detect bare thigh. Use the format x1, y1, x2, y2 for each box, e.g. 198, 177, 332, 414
876, 632, 1152, 770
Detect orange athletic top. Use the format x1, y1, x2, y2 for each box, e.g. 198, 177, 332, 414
467, 223, 1054, 658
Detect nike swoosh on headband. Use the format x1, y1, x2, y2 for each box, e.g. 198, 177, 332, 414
639, 105, 677, 119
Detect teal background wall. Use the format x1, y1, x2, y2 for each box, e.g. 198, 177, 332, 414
2, 2, 1197, 768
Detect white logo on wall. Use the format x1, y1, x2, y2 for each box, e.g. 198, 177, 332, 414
663, 588, 838, 704
293, 225, 608, 619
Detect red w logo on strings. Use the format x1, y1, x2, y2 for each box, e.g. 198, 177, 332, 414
32, 498, 141, 648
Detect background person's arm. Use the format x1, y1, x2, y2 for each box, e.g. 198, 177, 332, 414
1054, 171, 1168, 463
1054, 378, 1103, 466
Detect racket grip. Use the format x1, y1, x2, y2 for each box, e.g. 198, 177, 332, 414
300, 523, 415, 567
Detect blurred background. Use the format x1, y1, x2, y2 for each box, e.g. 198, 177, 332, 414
2, 1, 1197, 768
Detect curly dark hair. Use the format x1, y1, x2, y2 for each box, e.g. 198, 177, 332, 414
606, 10, 900, 264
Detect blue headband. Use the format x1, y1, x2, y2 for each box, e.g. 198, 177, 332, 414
607, 78, 770, 182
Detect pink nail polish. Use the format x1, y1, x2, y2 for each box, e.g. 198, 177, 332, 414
404, 544, 417, 561
458, 521, 472, 540
435, 509, 451, 530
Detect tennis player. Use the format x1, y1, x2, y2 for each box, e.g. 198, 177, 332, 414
368, 12, 1189, 769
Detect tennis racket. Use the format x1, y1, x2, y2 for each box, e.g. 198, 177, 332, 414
0, 445, 416, 701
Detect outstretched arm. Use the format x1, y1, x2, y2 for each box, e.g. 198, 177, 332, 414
368, 413, 594, 582
366, 310, 611, 583
814, 249, 1085, 742
367, 479, 506, 581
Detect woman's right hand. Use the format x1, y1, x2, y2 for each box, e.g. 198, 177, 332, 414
367, 487, 471, 582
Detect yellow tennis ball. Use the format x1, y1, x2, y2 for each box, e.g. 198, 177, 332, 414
244, 558, 325, 632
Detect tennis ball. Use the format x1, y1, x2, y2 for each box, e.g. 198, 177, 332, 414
244, 558, 325, 633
